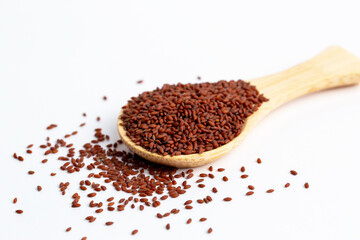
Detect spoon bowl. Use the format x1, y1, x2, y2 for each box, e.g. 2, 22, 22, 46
118, 46, 360, 168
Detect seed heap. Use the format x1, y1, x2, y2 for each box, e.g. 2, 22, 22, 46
121, 80, 268, 156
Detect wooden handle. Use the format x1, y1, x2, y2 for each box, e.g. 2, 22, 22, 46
249, 46, 360, 123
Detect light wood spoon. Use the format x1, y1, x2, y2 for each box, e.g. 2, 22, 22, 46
118, 46, 360, 168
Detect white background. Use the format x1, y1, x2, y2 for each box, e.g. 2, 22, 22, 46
1, 0, 360, 239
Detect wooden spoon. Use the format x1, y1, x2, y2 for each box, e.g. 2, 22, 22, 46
118, 46, 360, 168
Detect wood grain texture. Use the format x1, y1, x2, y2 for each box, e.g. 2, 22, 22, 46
118, 46, 360, 168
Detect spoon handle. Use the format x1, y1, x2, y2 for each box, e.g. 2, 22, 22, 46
250, 46, 360, 122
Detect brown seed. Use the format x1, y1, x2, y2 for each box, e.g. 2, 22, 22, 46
246, 191, 254, 196
240, 166, 245, 172
28, 171, 35, 175
50, 173, 56, 176
208, 166, 213, 171
222, 176, 228, 182
185, 205, 193, 210
13, 197, 17, 204
241, 174, 248, 179
46, 124, 57, 130
212, 187, 218, 193
166, 223, 170, 230
132, 229, 138, 235
248, 185, 255, 190
156, 213, 163, 218
137, 80, 143, 84
87, 193, 96, 197
16, 210, 23, 214
217, 168, 225, 172
290, 170, 298, 176
208, 227, 213, 234
184, 200, 192, 205
96, 117, 101, 121
200, 218, 207, 222
186, 218, 192, 224
18, 156, 24, 161
37, 185, 42, 191
41, 159, 48, 163
285, 183, 290, 188
105, 221, 114, 226
223, 197, 232, 201
304, 182, 309, 189
257, 158, 262, 164
81, 237, 87, 240
95, 209, 103, 213
26, 150, 32, 154
65, 227, 72, 232
198, 184, 205, 188
266, 189, 274, 193
103, 96, 107, 101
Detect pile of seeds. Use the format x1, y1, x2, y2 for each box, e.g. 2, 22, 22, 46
121, 80, 268, 156
11, 87, 309, 239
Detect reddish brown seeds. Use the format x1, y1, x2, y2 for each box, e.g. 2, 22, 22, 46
185, 205, 193, 210
103, 96, 107, 101
137, 80, 143, 84
15, 210, 23, 214
290, 170, 298, 176
80, 123, 86, 127
285, 183, 290, 188
208, 166, 213, 171
50, 173, 56, 176
246, 191, 254, 196
132, 229, 138, 235
28, 171, 35, 175
105, 221, 114, 226
223, 197, 232, 201
18, 156, 24, 161
65, 227, 72, 232
257, 158, 262, 164
46, 124, 57, 130
37, 185, 42, 191
41, 159, 48, 163
266, 189, 274, 193
96, 117, 101, 121
217, 168, 225, 172
199, 218, 207, 222
13, 198, 18, 204
212, 187, 218, 193
166, 223, 170, 230
26, 150, 32, 154
81, 237, 87, 240
121, 80, 268, 156
186, 218, 192, 224
184, 200, 192, 205
87, 193, 96, 198
208, 228, 213, 234
241, 174, 248, 179
240, 166, 245, 172
248, 185, 255, 190
13, 153, 18, 159
304, 182, 309, 189
222, 176, 228, 182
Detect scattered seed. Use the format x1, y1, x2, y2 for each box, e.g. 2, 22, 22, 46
290, 170, 298, 176
223, 197, 232, 201
105, 221, 113, 226
15, 210, 23, 214
166, 223, 170, 230
37, 186, 42, 191
208, 227, 213, 234
257, 158, 262, 164
200, 218, 207, 222
241, 174, 248, 179
65, 227, 72, 232
13, 198, 17, 204
132, 229, 138, 235
304, 182, 309, 189
186, 218, 192, 224
246, 191, 254, 196
266, 189, 274, 193
248, 185, 255, 190
28, 171, 35, 175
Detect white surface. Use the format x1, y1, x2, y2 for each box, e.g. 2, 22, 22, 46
1, 0, 360, 239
